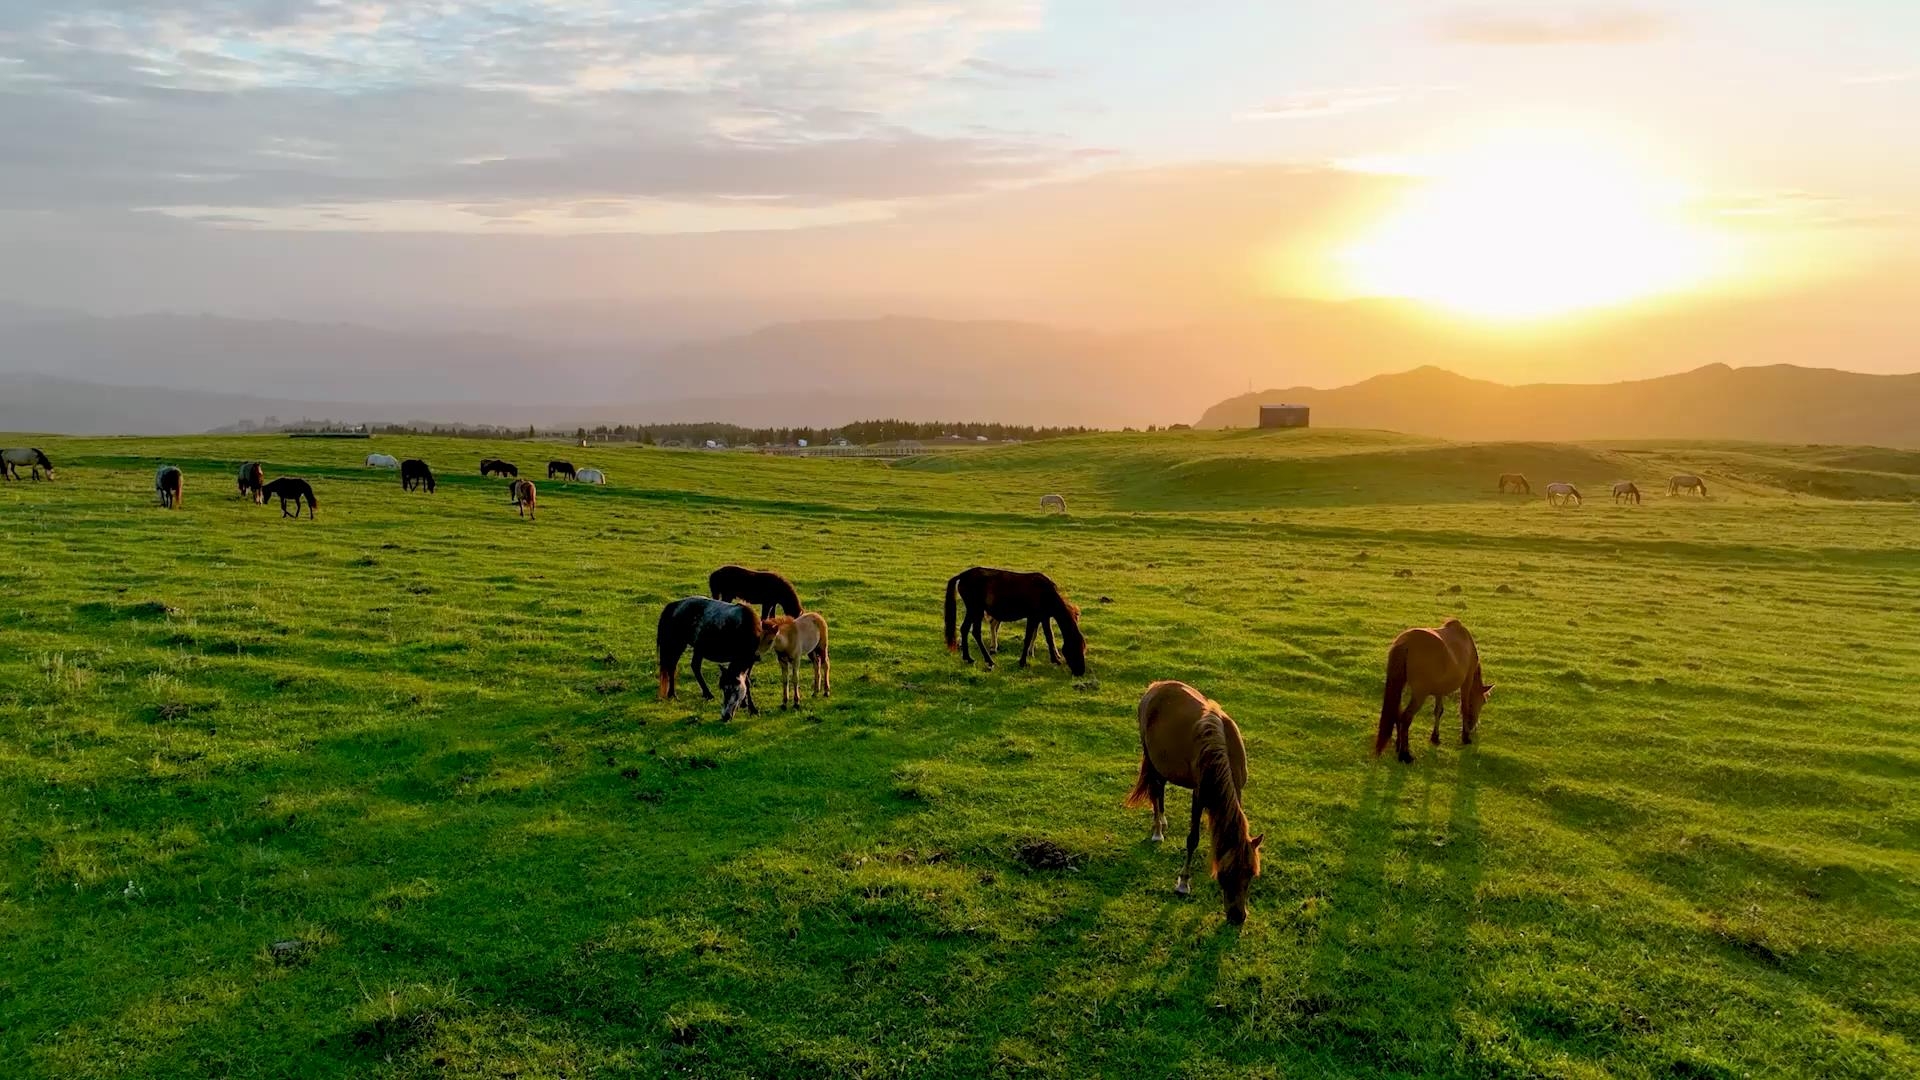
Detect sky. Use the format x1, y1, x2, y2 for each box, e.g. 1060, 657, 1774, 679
0, 1, 1916, 380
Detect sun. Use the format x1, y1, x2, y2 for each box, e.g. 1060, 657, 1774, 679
1337, 126, 1730, 321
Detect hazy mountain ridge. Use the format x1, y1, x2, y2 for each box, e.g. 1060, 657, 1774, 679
1198, 363, 1920, 447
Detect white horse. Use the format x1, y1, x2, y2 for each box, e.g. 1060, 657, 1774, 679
154, 465, 183, 509
365, 453, 399, 469
1, 447, 54, 480
576, 467, 607, 485
1545, 482, 1582, 507
1040, 493, 1067, 514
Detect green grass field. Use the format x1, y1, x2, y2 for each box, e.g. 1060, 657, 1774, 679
3, 429, 1917, 1079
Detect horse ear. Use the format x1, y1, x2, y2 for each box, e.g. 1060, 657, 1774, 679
1481, 684, 1495, 699
1250, 833, 1264, 849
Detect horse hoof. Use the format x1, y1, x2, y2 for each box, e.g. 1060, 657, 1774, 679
1429, 733, 1441, 745
1398, 752, 1415, 764
1174, 879, 1191, 896
1149, 832, 1164, 843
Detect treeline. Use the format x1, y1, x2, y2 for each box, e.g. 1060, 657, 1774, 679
573, 419, 1097, 446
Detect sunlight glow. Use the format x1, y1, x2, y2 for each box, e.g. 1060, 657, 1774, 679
1337, 126, 1732, 321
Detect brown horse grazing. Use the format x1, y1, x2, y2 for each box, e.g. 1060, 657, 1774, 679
1612, 481, 1642, 505
709, 564, 802, 618
1125, 681, 1262, 924
547, 460, 576, 481
1375, 618, 1493, 764
260, 477, 316, 519
479, 458, 518, 478
155, 465, 184, 509
945, 566, 1087, 675
757, 612, 830, 707
658, 597, 763, 721
508, 478, 537, 519
1497, 473, 1531, 495
1669, 473, 1708, 497
236, 461, 265, 503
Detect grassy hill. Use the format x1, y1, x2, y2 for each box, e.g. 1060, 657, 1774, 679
3, 431, 1917, 1078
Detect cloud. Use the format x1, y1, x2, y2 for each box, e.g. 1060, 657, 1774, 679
1705, 189, 1911, 231
1239, 85, 1448, 121
1429, 5, 1666, 45
1845, 70, 1918, 85
0, 0, 1062, 226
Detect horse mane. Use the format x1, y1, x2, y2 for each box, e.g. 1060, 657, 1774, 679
1192, 713, 1255, 879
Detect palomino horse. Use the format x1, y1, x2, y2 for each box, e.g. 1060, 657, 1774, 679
758, 612, 830, 707
236, 461, 265, 503
479, 458, 518, 477
260, 477, 316, 519
155, 465, 184, 509
365, 453, 399, 469
2, 448, 55, 481
1375, 618, 1493, 764
400, 459, 436, 493
547, 460, 576, 481
1612, 481, 1642, 505
508, 478, 537, 519
1669, 473, 1708, 497
709, 564, 802, 619
1545, 482, 1581, 507
1125, 680, 1262, 924
658, 597, 763, 721
1040, 493, 1067, 514
945, 566, 1087, 675
1497, 473, 1531, 495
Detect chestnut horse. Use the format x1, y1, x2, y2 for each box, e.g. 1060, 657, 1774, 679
657, 597, 763, 721
236, 461, 265, 503
709, 564, 802, 619
1125, 681, 1262, 924
944, 566, 1086, 675
260, 477, 316, 518
508, 478, 537, 519
1497, 473, 1531, 495
155, 465, 184, 509
758, 612, 830, 706
1375, 618, 1493, 764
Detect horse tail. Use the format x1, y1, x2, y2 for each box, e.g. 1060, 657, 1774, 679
944, 572, 962, 650
1123, 752, 1157, 809
1375, 641, 1407, 757
656, 601, 679, 698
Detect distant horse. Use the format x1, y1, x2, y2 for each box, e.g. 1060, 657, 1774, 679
709, 564, 802, 618
480, 458, 518, 478
1545, 482, 1581, 507
1669, 473, 1708, 497
1612, 481, 1642, 505
758, 612, 830, 707
508, 478, 537, 519
1040, 493, 1067, 514
400, 458, 436, 493
576, 467, 607, 485
2, 447, 55, 481
548, 460, 576, 481
1125, 680, 1262, 924
1497, 473, 1530, 495
944, 566, 1087, 675
1375, 618, 1493, 764
657, 597, 763, 721
260, 477, 317, 519
236, 461, 265, 503
155, 465, 184, 509
365, 453, 399, 469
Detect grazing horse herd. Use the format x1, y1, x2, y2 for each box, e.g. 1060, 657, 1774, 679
4, 443, 1733, 922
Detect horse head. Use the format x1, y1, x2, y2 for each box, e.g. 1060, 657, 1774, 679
717, 663, 753, 722
1214, 831, 1263, 926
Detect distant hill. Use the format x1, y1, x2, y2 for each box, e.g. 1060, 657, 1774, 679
1197, 364, 1920, 447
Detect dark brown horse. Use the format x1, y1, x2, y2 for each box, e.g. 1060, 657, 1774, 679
944, 566, 1086, 675
548, 460, 576, 481
1126, 681, 1262, 924
400, 458, 436, 493
260, 477, 316, 519
1497, 473, 1531, 495
1376, 618, 1492, 763
657, 597, 763, 721
709, 564, 802, 618
155, 465, 184, 509
1612, 481, 1641, 505
480, 458, 518, 478
236, 461, 265, 503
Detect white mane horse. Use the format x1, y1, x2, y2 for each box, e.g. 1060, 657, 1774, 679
365, 453, 399, 469
576, 467, 607, 485
1, 447, 55, 480
1040, 493, 1067, 514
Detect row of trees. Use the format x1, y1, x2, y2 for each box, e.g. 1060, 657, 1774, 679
569, 419, 1098, 446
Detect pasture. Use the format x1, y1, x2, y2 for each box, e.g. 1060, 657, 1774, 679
2, 429, 1918, 1079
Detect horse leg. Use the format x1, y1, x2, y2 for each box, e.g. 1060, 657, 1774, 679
692, 650, 713, 700
1431, 696, 1445, 745
781, 657, 794, 708
1176, 797, 1202, 896
1396, 698, 1420, 763
1018, 620, 1040, 667
1149, 772, 1167, 842
1043, 620, 1061, 664
971, 613, 995, 670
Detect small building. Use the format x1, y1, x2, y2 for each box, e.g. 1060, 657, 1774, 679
1259, 404, 1310, 429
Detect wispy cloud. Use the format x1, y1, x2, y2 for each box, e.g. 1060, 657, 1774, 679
1845, 70, 1919, 85
1430, 5, 1666, 45
1239, 85, 1448, 121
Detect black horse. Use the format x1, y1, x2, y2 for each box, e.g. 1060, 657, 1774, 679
657, 597, 763, 721
400, 459, 435, 493
260, 477, 317, 519
944, 566, 1087, 675
708, 564, 803, 619
548, 460, 577, 481
480, 458, 518, 478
